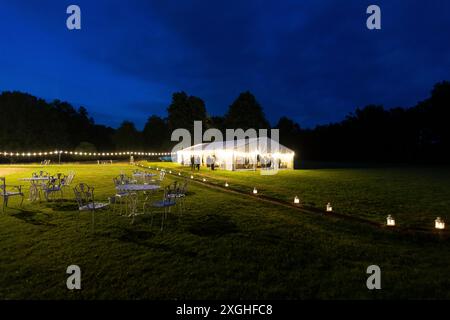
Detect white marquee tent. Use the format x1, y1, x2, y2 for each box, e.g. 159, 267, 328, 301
175, 137, 295, 171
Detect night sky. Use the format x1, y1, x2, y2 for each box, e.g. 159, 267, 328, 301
1, 0, 449, 129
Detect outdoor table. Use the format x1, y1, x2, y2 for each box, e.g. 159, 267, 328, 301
116, 184, 160, 218
19, 177, 52, 201
19, 177, 52, 182
116, 184, 160, 192
132, 172, 157, 184
132, 173, 156, 177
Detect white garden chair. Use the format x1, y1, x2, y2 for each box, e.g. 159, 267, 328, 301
112, 175, 134, 215
144, 186, 176, 231
150, 171, 166, 185
0, 177, 24, 212
73, 183, 109, 232
61, 171, 75, 193
41, 177, 63, 201
167, 180, 188, 216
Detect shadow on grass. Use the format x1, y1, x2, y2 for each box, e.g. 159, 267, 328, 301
11, 210, 56, 227
188, 214, 239, 237
119, 228, 155, 242
44, 200, 79, 211
109, 224, 198, 257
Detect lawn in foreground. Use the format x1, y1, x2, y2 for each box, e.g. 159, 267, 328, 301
0, 163, 449, 299
142, 161, 450, 228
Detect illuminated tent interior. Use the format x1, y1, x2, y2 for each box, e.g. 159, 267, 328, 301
175, 137, 295, 171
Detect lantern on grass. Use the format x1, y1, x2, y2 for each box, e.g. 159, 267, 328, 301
294, 196, 300, 204
169, 170, 172, 174
178, 172, 181, 176
435, 217, 445, 230
386, 215, 395, 227
253, 187, 258, 195
190, 175, 194, 179
203, 178, 207, 182
225, 182, 229, 187
326, 203, 333, 212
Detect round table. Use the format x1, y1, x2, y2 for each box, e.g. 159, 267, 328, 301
116, 184, 161, 218
19, 177, 52, 201
19, 177, 52, 182
116, 184, 160, 192
132, 173, 156, 177
132, 173, 157, 184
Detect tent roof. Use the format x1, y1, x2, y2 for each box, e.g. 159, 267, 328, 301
178, 137, 294, 155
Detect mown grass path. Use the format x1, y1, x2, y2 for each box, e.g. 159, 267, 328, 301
141, 161, 450, 229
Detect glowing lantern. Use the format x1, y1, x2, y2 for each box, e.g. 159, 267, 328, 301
225, 182, 229, 187
202, 178, 207, 182
253, 187, 258, 195
178, 172, 181, 176
435, 217, 445, 230
386, 215, 395, 227
294, 196, 300, 204
190, 175, 194, 179
169, 170, 172, 174
326, 203, 333, 212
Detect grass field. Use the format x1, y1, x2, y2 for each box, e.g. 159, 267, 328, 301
0, 162, 449, 299
141, 161, 450, 228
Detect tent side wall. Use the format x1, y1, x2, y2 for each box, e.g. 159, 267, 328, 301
176, 142, 295, 171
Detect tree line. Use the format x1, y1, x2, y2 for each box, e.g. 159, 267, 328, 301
1, 80, 449, 164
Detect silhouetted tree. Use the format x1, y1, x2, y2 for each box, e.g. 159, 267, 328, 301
210, 115, 226, 132
113, 121, 143, 150
75, 142, 97, 153
2, 80, 450, 164
224, 91, 270, 130
143, 115, 170, 151
167, 92, 208, 135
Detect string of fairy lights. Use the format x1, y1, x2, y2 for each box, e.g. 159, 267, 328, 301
0, 150, 173, 157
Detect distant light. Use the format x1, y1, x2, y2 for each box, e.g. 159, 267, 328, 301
294, 196, 300, 204
253, 187, 258, 195
190, 175, 194, 179
326, 203, 333, 212
386, 215, 395, 227
435, 217, 445, 230
203, 178, 206, 182
225, 182, 229, 187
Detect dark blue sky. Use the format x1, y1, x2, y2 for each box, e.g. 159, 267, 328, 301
1, 0, 449, 129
